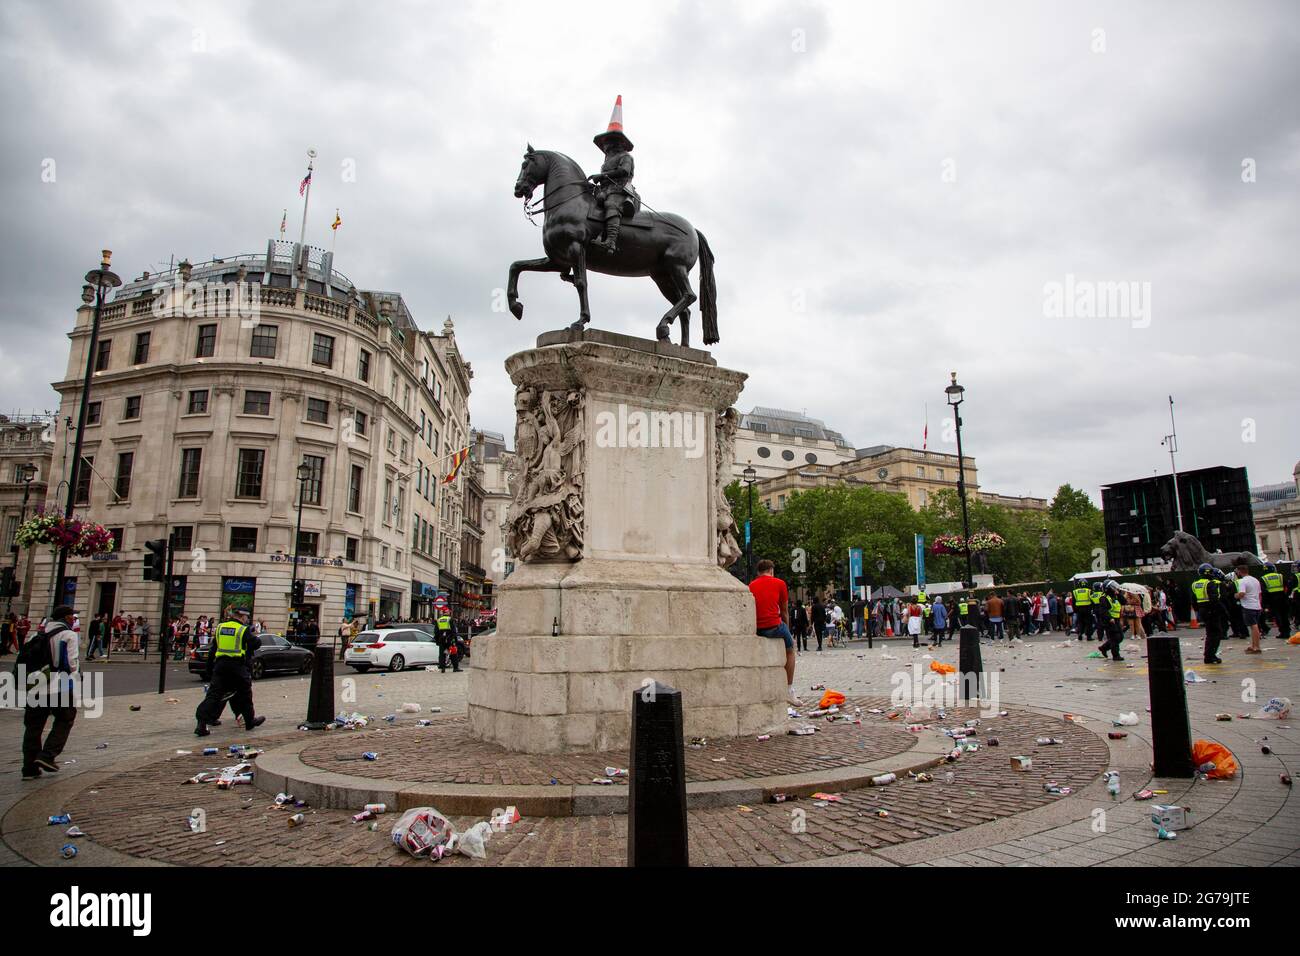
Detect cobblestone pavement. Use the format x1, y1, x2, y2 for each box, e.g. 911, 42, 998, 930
3, 630, 1298, 866
296, 696, 920, 785
54, 705, 1102, 867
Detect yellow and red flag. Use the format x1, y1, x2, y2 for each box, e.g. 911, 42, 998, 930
442, 447, 469, 484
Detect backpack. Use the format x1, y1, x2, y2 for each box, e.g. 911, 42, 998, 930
15, 624, 60, 675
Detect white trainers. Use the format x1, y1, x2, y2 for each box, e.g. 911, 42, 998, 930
788, 688, 804, 706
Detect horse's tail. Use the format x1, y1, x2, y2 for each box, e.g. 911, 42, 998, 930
698, 230, 719, 345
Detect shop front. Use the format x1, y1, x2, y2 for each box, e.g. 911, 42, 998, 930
437, 570, 462, 619
410, 579, 440, 621
379, 587, 404, 623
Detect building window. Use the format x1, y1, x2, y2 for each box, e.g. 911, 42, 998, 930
348, 465, 364, 513
345, 537, 359, 562
86, 402, 102, 426
358, 349, 371, 382
296, 531, 319, 557
250, 325, 278, 358
235, 448, 265, 498
386, 429, 396, 454
395, 549, 402, 571
243, 390, 271, 415
114, 452, 134, 500
756, 446, 771, 458
133, 331, 151, 365
124, 395, 141, 420
229, 527, 257, 552
187, 390, 208, 414
94, 340, 111, 372
353, 410, 367, 437
74, 455, 93, 505
396, 487, 406, 530
178, 448, 202, 498
306, 398, 329, 424
918, 489, 928, 506
196, 323, 217, 358
108, 527, 124, 552
936, 468, 944, 480
171, 526, 194, 552
381, 544, 389, 567
302, 455, 325, 506
311, 333, 335, 368
3, 515, 20, 552
805, 453, 818, 464
916, 466, 925, 478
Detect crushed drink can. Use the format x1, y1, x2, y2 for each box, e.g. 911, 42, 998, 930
870, 773, 896, 786
1035, 736, 1061, 746
288, 813, 305, 827
352, 810, 374, 822
986, 736, 999, 746
203, 747, 219, 755
48, 814, 71, 826
60, 844, 77, 859
362, 752, 379, 761
363, 803, 387, 814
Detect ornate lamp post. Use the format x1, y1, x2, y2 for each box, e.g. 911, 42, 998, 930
1040, 526, 1051, 581
5, 462, 37, 617
741, 464, 758, 582
54, 252, 120, 614
945, 372, 974, 588
289, 460, 311, 639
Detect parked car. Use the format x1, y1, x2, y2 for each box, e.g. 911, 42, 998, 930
187, 633, 315, 680
344, 627, 441, 673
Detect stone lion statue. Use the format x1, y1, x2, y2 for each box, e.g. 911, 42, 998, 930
1159, 530, 1262, 571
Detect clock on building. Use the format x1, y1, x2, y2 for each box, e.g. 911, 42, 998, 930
877, 468, 888, 480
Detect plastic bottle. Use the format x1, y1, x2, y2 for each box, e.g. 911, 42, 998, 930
871, 773, 896, 786
1105, 771, 1120, 799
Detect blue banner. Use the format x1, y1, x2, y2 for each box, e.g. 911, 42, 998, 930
849, 547, 863, 580
744, 520, 751, 546
914, 534, 926, 589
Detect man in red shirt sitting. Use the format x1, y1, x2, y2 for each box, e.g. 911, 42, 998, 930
748, 559, 801, 706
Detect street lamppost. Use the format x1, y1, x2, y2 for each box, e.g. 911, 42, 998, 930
742, 464, 757, 582
289, 460, 311, 641
55, 252, 120, 615
1040, 526, 1051, 581
945, 371, 974, 588
5, 462, 37, 617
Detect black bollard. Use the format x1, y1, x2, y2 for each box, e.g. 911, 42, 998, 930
303, 645, 335, 729
958, 625, 984, 704
628, 681, 688, 867
1146, 634, 1194, 777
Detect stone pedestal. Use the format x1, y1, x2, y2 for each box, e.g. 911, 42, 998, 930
468, 330, 787, 753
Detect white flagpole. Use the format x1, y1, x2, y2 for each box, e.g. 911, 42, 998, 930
298, 148, 316, 251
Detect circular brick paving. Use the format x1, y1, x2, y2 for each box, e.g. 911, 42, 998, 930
55, 705, 1110, 866
296, 696, 918, 785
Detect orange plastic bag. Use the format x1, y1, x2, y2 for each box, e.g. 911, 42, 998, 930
1287, 634, 1300, 645
818, 690, 846, 709
929, 660, 956, 676
1192, 740, 1238, 779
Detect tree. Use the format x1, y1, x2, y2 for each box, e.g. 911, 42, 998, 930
1049, 484, 1096, 522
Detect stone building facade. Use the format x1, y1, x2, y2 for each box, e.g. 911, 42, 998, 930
1, 414, 55, 618
32, 242, 473, 636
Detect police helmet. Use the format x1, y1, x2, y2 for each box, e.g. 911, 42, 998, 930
1197, 563, 1214, 576
1263, 561, 1276, 573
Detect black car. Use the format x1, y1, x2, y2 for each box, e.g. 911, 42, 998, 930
187, 634, 315, 679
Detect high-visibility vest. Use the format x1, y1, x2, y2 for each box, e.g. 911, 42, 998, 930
958, 601, 969, 615
1191, 578, 1216, 605
1106, 595, 1122, 619
213, 621, 248, 659
1262, 572, 1283, 593
1072, 587, 1092, 607
437, 616, 451, 631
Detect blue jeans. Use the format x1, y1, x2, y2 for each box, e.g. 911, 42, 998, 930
758, 622, 794, 650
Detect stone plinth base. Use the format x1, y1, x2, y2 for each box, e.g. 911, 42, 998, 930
468, 331, 786, 753
470, 560, 787, 753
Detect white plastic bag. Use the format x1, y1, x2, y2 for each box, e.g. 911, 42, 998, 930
456, 821, 493, 859
391, 806, 455, 858
1114, 712, 1139, 726
1258, 697, 1292, 720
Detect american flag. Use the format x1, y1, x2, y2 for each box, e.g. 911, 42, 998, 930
299, 168, 312, 196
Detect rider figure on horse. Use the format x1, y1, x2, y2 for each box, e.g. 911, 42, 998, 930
590, 95, 636, 254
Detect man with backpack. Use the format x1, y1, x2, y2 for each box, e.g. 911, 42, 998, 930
18, 604, 80, 780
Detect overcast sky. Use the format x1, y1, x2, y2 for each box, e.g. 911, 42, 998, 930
2, 0, 1296, 502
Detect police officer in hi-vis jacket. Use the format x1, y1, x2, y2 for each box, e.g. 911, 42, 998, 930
195, 607, 265, 737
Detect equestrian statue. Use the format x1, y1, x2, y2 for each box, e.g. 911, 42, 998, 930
509, 96, 719, 347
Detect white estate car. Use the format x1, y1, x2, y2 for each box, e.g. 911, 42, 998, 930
344, 628, 440, 672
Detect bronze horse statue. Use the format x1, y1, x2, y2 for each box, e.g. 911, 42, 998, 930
509, 146, 718, 347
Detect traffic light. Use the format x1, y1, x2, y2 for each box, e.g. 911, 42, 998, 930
143, 538, 167, 582
0, 565, 16, 598
292, 579, 306, 605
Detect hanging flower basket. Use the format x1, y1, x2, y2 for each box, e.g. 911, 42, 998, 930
968, 530, 1006, 553
932, 533, 965, 556
14, 510, 115, 557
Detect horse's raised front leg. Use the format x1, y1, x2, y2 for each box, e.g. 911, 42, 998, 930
507, 257, 565, 320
